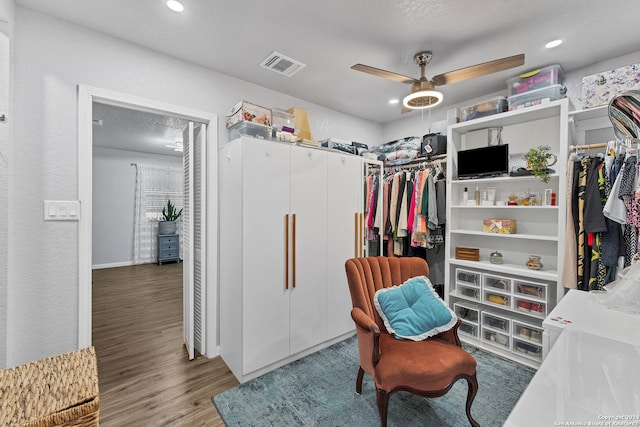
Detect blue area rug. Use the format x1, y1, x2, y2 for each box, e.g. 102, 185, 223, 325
213, 336, 535, 426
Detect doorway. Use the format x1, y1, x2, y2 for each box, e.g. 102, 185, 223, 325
77, 85, 218, 358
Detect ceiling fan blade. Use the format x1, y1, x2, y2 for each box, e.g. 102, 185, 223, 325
431, 54, 525, 86
351, 64, 418, 84
401, 105, 413, 114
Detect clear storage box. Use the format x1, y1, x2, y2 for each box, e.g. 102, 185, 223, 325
508, 84, 565, 111
507, 64, 563, 97
461, 96, 507, 121
272, 108, 295, 131
228, 121, 272, 140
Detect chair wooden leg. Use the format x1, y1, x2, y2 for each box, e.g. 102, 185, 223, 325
465, 374, 480, 427
356, 367, 365, 394
376, 388, 389, 427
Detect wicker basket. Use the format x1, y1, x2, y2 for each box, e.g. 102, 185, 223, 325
0, 346, 99, 426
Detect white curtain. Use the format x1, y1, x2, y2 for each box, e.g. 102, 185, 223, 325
133, 162, 184, 264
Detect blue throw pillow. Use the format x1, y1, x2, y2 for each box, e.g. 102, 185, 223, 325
374, 276, 457, 341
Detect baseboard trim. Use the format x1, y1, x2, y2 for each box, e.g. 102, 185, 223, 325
92, 261, 135, 270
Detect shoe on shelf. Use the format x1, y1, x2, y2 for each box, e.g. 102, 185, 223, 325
519, 327, 531, 339
530, 303, 544, 314
530, 330, 541, 343
488, 294, 508, 305
527, 346, 541, 357
495, 334, 508, 346
517, 300, 531, 312
515, 343, 527, 353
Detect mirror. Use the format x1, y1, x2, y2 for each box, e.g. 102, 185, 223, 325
609, 90, 640, 141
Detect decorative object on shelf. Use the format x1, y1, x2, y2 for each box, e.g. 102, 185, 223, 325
582, 64, 640, 109
526, 255, 543, 270
455, 247, 480, 261
522, 145, 557, 183
482, 218, 517, 234
159, 199, 183, 235
490, 250, 504, 264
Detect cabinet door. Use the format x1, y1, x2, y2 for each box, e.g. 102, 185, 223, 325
289, 146, 328, 354
326, 154, 362, 338
242, 139, 291, 373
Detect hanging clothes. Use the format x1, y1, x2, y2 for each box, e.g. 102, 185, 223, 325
381, 160, 446, 257
561, 153, 578, 289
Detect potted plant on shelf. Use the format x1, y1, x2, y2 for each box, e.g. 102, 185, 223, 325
159, 199, 183, 235
522, 145, 557, 183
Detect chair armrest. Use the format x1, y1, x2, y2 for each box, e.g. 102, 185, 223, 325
435, 319, 462, 347
351, 307, 379, 333
351, 307, 381, 368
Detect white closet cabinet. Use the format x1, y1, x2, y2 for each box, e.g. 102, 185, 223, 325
220, 137, 364, 383
326, 153, 363, 338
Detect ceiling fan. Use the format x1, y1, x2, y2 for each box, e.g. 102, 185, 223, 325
351, 51, 525, 112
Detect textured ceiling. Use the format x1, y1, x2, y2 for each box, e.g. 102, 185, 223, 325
15, 0, 640, 124
92, 103, 188, 157
15, 0, 640, 154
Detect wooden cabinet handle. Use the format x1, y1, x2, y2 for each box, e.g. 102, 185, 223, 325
285, 214, 289, 290
292, 213, 297, 288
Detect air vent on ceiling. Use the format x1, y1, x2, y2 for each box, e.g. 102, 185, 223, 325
259, 51, 306, 77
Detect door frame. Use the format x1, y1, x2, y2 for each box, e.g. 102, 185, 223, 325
77, 85, 218, 356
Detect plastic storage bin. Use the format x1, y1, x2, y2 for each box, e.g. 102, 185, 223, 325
454, 302, 480, 322
459, 322, 479, 338
482, 311, 511, 334
513, 320, 543, 345
512, 337, 542, 360
229, 121, 272, 140
455, 268, 480, 287
483, 274, 512, 293
457, 284, 480, 301
507, 64, 563, 97
461, 96, 507, 121
508, 84, 565, 111
272, 108, 295, 131
482, 326, 510, 350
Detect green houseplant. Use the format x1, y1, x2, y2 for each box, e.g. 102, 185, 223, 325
159, 199, 183, 235
522, 145, 557, 183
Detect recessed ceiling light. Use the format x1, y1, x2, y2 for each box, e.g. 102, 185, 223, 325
389, 99, 399, 105
166, 0, 184, 12
545, 39, 563, 49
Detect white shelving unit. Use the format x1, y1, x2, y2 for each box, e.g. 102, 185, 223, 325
445, 99, 569, 368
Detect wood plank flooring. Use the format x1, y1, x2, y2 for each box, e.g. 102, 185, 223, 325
92, 263, 239, 426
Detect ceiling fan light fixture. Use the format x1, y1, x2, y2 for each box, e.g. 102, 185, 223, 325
166, 0, 184, 13
403, 90, 443, 109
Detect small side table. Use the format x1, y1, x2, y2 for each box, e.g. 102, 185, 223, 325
157, 234, 180, 265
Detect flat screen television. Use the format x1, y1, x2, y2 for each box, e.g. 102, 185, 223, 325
457, 144, 509, 179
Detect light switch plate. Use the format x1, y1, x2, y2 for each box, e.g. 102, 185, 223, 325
44, 200, 81, 221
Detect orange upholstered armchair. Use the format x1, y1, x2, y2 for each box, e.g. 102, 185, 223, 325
345, 256, 479, 427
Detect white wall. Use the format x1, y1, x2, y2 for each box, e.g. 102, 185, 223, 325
7, 7, 382, 367
0, 0, 14, 369
92, 147, 182, 268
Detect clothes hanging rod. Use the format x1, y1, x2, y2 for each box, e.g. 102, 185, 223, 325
569, 142, 609, 151
383, 154, 447, 169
